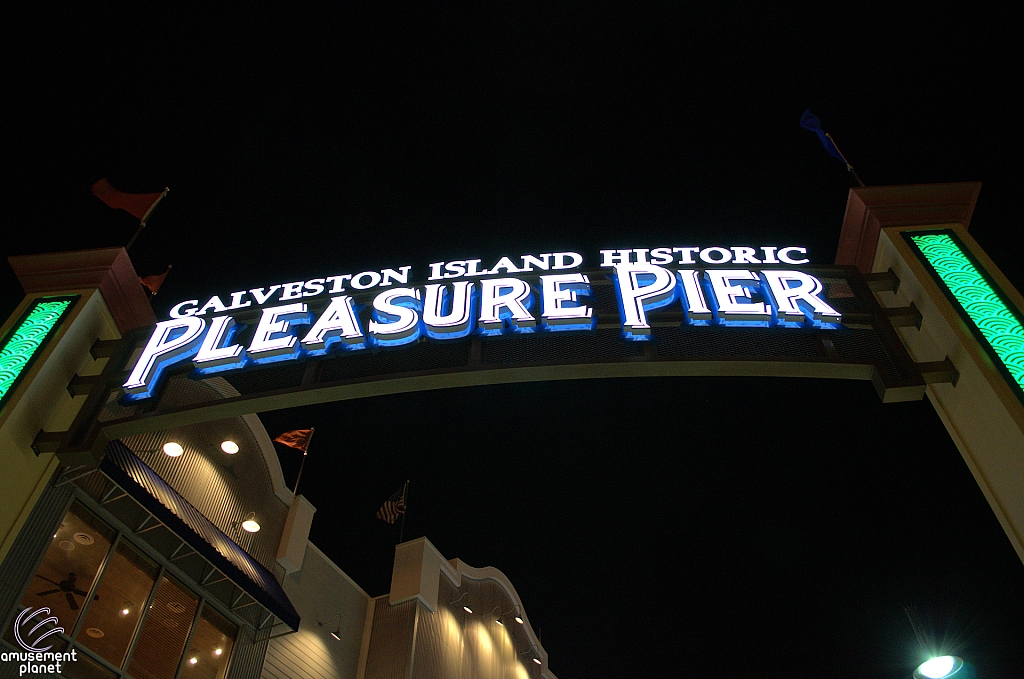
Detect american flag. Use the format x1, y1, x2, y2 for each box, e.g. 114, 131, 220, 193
376, 486, 406, 524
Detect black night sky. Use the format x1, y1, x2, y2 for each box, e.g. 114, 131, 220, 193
2, 6, 1022, 678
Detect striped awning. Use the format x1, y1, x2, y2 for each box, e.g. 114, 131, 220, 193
100, 441, 300, 630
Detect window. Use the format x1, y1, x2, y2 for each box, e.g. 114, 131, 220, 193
75, 540, 159, 667
183, 606, 237, 679
6, 501, 240, 679
127, 577, 199, 679
20, 502, 115, 633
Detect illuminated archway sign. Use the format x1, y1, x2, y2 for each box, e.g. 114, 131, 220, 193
122, 245, 846, 401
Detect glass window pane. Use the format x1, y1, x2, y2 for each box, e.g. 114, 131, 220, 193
184, 605, 237, 679
126, 576, 198, 679
59, 646, 118, 679
76, 540, 159, 668
20, 502, 116, 633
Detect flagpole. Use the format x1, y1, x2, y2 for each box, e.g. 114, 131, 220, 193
824, 134, 866, 187
398, 479, 409, 544
292, 428, 314, 496
126, 187, 170, 251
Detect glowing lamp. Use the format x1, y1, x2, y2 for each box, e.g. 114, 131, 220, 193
163, 442, 183, 457
214, 648, 222, 656
241, 512, 260, 533
533, 658, 541, 665
515, 616, 524, 624
914, 656, 963, 679
220, 440, 239, 454
463, 606, 473, 614
188, 656, 197, 665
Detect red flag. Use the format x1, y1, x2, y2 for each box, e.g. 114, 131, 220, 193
140, 266, 172, 296
91, 178, 168, 223
274, 429, 314, 452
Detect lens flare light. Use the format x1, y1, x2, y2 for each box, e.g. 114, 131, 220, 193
914, 656, 963, 679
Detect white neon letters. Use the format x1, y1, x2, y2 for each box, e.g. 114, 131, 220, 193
123, 318, 206, 400
248, 303, 312, 364
762, 270, 842, 323
539, 274, 594, 330
478, 278, 535, 333
612, 264, 677, 339
124, 255, 844, 400
423, 282, 476, 339
368, 288, 422, 347
678, 270, 712, 321
193, 316, 246, 373
705, 270, 771, 322
300, 296, 365, 354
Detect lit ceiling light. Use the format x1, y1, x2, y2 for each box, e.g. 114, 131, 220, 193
463, 606, 473, 614
495, 618, 504, 626
214, 648, 222, 656
533, 658, 541, 665
163, 441, 184, 457
120, 601, 132, 617
914, 656, 963, 679
241, 512, 260, 533
331, 629, 342, 641
220, 440, 239, 454
188, 656, 198, 665
515, 616, 524, 624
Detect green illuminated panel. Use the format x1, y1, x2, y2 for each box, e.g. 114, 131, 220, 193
910, 232, 1024, 393
0, 297, 77, 408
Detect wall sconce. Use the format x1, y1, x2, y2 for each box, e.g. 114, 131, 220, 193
318, 613, 343, 640
520, 645, 542, 665
449, 592, 472, 613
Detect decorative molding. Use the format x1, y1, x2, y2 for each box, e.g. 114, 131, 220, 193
8, 247, 155, 333
836, 182, 981, 273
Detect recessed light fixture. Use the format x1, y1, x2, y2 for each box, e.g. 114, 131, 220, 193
495, 618, 504, 626
163, 442, 184, 457
533, 658, 541, 665
220, 440, 239, 454
463, 606, 473, 614
86, 628, 104, 638
515, 616, 524, 624
214, 648, 222, 656
189, 656, 198, 665
120, 601, 133, 617
241, 512, 260, 533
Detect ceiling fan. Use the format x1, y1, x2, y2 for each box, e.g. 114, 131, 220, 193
35, 573, 98, 611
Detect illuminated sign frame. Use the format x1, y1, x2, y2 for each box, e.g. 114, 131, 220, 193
122, 246, 848, 403
0, 296, 78, 410
905, 230, 1024, 404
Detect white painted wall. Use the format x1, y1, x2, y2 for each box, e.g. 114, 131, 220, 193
262, 543, 370, 679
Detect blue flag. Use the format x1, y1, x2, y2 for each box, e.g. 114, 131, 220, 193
800, 109, 846, 162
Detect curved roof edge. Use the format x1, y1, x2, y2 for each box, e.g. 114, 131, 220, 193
389, 537, 556, 678
449, 556, 552, 675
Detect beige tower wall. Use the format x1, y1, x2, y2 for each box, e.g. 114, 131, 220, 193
872, 223, 1024, 563
0, 248, 154, 564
